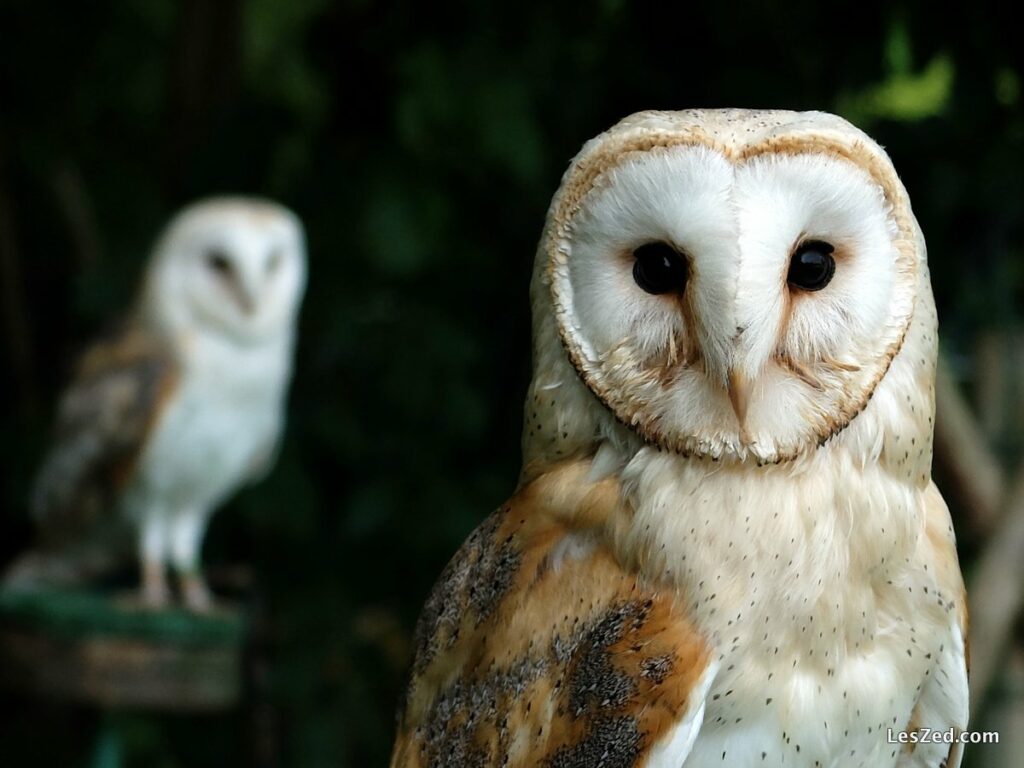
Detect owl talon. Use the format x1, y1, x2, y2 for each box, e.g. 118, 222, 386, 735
141, 560, 170, 609
180, 572, 215, 613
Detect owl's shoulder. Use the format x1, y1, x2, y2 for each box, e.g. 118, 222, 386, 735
392, 461, 714, 768
899, 483, 969, 768
919, 482, 968, 633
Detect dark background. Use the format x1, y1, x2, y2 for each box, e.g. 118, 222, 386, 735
1, 1, 1022, 765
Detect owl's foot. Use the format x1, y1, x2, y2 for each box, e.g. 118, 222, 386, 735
141, 559, 171, 609
180, 571, 215, 613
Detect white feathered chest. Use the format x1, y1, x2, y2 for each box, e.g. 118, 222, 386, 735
617, 449, 964, 768
127, 332, 291, 511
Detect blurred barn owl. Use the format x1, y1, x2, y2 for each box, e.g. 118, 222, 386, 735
392, 111, 968, 767
7, 198, 306, 611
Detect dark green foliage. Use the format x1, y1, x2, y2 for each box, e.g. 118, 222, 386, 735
0, 1, 1020, 765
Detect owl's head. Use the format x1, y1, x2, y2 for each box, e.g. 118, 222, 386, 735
525, 110, 935, 469
142, 197, 307, 345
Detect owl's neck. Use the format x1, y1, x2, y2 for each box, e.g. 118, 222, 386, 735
136, 311, 295, 397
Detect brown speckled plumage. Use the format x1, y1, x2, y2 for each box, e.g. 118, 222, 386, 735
32, 323, 178, 538
392, 462, 711, 768
1, 323, 178, 588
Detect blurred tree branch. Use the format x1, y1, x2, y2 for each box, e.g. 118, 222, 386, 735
52, 162, 100, 272
0, 135, 37, 421
967, 468, 1024, 721
936, 349, 1024, 723
934, 355, 1005, 537
165, 0, 242, 200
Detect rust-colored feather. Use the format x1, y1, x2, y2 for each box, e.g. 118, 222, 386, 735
391, 462, 710, 768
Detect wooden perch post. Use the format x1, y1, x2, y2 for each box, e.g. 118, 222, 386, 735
0, 589, 246, 709
0, 588, 248, 767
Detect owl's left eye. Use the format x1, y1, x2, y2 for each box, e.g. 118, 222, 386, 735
788, 240, 836, 292
206, 249, 233, 275
632, 242, 689, 295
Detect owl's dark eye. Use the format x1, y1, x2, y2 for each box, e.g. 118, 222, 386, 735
632, 242, 688, 295
206, 249, 232, 275
787, 240, 836, 291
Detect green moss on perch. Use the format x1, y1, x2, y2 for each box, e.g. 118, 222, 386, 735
0, 588, 247, 711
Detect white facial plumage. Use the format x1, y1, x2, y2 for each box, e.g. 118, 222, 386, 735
525, 110, 921, 467
144, 198, 307, 345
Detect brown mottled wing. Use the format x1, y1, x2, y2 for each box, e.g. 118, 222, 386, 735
391, 467, 712, 768
30, 323, 177, 541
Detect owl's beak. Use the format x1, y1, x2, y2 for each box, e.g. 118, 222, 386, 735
727, 369, 751, 432
227, 278, 257, 316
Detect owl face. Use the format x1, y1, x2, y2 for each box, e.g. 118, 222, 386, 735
540, 111, 920, 464
146, 198, 307, 344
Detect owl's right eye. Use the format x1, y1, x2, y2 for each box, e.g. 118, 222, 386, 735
632, 242, 689, 295
206, 249, 232, 275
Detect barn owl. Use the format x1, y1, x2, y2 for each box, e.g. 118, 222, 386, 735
7, 198, 306, 611
391, 111, 968, 767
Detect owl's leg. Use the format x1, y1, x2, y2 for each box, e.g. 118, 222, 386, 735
169, 508, 213, 612
139, 513, 170, 608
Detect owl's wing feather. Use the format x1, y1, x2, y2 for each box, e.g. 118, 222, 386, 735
898, 484, 969, 768
244, 430, 283, 485
30, 322, 178, 539
391, 461, 714, 768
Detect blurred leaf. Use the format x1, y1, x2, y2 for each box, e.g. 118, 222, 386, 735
838, 53, 953, 125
